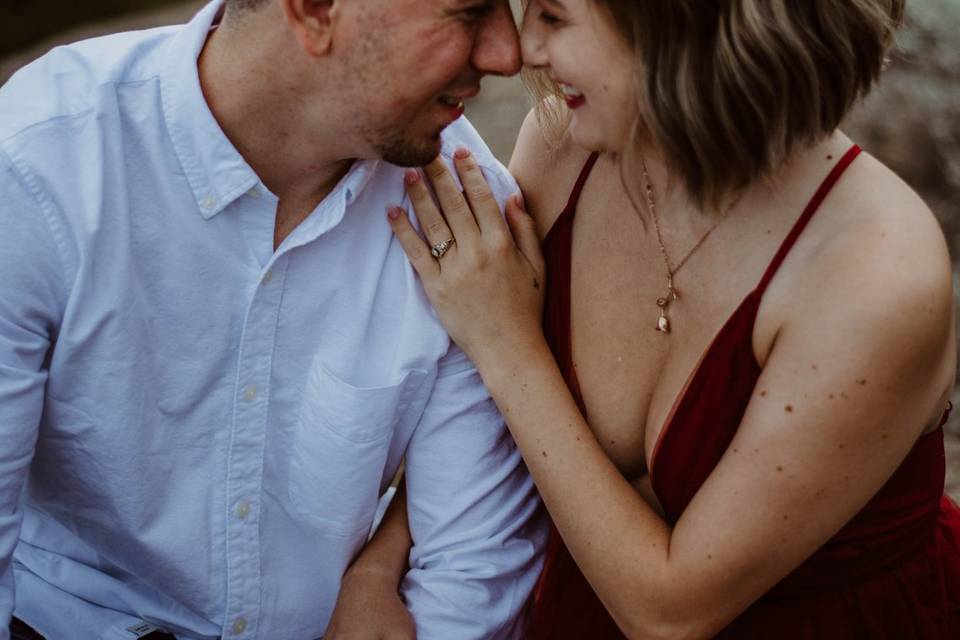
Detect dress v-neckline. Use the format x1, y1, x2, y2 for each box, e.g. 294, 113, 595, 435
545, 145, 864, 484
647, 289, 763, 480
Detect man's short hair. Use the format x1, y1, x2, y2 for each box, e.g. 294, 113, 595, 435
225, 0, 271, 13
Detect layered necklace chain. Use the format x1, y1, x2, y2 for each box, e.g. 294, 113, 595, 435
640, 156, 740, 334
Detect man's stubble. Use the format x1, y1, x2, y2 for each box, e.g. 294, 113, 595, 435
347, 9, 449, 168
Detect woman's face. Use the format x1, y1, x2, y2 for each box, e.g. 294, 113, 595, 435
521, 0, 638, 152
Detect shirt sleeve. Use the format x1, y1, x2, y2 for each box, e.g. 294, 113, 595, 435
401, 343, 548, 640
0, 149, 67, 635
400, 157, 547, 639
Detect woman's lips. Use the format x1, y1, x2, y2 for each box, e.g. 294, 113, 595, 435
558, 82, 585, 109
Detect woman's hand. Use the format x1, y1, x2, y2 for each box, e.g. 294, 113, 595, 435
387, 148, 547, 367
324, 566, 416, 640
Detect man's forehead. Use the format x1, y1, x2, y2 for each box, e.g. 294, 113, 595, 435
417, 0, 509, 9
374, 0, 491, 7
349, 0, 517, 37
363, 0, 494, 13
362, 0, 507, 23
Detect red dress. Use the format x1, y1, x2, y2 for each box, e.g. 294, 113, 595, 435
528, 146, 960, 638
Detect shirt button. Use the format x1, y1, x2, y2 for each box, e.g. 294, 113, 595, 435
246, 186, 260, 199
236, 501, 251, 519
231, 618, 248, 635
201, 196, 215, 210
261, 271, 273, 286
243, 385, 257, 402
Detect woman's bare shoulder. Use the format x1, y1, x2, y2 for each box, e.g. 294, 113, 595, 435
508, 105, 593, 240
762, 140, 951, 318
815, 148, 951, 300
764, 144, 955, 412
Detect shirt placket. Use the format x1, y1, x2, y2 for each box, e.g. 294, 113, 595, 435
222, 256, 288, 639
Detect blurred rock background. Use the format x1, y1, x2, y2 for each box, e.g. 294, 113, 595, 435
2, 0, 958, 494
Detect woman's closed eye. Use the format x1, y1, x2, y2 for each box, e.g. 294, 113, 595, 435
533, 0, 563, 26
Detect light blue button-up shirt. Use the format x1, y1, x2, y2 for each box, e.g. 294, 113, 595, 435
0, 2, 546, 638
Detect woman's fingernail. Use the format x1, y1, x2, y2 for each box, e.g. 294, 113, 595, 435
404, 169, 420, 186
513, 192, 525, 208
454, 147, 471, 160
387, 206, 403, 221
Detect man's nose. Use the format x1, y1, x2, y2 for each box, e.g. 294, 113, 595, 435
473, 3, 522, 77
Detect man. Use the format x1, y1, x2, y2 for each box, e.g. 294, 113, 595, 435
0, 0, 546, 638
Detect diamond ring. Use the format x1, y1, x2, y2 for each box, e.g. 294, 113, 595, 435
430, 238, 456, 259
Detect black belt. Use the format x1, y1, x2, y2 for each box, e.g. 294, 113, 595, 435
10, 617, 177, 640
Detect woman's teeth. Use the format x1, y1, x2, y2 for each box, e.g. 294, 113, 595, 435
559, 83, 583, 99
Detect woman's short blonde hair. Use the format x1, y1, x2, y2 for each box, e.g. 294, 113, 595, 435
527, 0, 904, 208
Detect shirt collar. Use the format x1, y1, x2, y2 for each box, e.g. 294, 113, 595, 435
275, 158, 381, 253
342, 158, 379, 209
160, 0, 258, 219
159, 1, 384, 226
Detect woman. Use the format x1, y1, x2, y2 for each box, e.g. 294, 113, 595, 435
327, 0, 960, 637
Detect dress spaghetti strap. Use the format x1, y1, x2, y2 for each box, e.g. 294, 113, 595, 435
755, 145, 862, 294
541, 152, 601, 416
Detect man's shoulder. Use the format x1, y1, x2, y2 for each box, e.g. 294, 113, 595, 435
0, 25, 177, 145
438, 116, 517, 194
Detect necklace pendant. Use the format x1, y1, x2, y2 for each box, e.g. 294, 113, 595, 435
656, 311, 671, 333
667, 276, 679, 301
656, 291, 673, 334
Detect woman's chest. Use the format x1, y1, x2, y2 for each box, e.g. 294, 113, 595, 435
564, 208, 691, 479
561, 196, 779, 480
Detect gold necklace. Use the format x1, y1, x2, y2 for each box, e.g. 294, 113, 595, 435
640, 156, 739, 334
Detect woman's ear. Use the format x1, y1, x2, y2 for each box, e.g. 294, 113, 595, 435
278, 0, 338, 57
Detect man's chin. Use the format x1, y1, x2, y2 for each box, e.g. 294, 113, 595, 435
375, 130, 445, 168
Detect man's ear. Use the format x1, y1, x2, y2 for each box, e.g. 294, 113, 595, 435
278, 0, 339, 57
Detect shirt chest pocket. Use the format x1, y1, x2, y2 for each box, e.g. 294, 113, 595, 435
289, 361, 428, 536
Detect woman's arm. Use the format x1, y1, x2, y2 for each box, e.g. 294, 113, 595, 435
386, 149, 955, 639
325, 482, 415, 640
508, 106, 589, 240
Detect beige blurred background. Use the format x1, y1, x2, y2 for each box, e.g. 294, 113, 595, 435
2, 0, 958, 496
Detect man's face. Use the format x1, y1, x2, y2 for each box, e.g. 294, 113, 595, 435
339, 0, 521, 166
